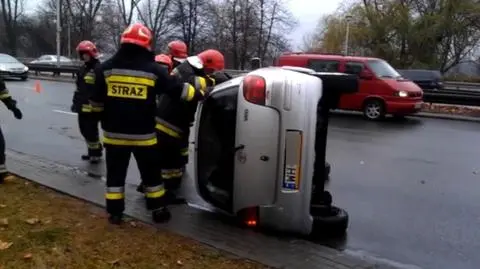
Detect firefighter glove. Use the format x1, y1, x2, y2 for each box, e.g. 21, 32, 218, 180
12, 107, 22, 119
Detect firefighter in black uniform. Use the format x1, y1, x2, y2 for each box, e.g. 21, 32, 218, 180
71, 40, 103, 163
90, 23, 206, 224
167, 40, 188, 68
0, 76, 22, 184
150, 49, 225, 203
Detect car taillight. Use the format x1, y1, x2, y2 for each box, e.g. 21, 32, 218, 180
243, 75, 266, 105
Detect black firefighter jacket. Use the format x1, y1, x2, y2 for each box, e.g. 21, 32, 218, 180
72, 59, 100, 113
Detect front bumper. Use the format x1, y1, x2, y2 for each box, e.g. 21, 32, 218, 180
387, 101, 423, 114
0, 70, 28, 78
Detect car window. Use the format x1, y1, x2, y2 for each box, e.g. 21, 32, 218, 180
307, 60, 340, 72
344, 62, 364, 75
0, 54, 19, 63
367, 59, 401, 78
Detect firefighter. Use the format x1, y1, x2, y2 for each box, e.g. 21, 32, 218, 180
89, 23, 206, 224
155, 54, 173, 73
0, 76, 22, 184
167, 40, 188, 68
151, 49, 225, 203
71, 40, 103, 163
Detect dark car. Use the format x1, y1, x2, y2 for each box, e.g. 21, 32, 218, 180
397, 69, 443, 91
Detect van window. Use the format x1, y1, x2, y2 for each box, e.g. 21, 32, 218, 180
307, 60, 340, 72
344, 62, 364, 75
367, 59, 401, 78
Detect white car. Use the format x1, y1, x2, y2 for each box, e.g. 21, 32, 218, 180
193, 66, 358, 236
30, 55, 73, 65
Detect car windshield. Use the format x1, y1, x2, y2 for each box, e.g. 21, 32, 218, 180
0, 54, 19, 63
367, 59, 401, 79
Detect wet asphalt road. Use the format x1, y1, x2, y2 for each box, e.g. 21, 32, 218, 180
2, 79, 480, 269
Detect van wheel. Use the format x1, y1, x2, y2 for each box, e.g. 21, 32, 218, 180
311, 205, 349, 236
363, 99, 385, 120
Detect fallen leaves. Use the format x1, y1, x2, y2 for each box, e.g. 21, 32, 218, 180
0, 219, 8, 227
0, 240, 12, 250
107, 259, 120, 265
23, 253, 32, 259
421, 103, 480, 117
0, 204, 6, 208
25, 218, 40, 225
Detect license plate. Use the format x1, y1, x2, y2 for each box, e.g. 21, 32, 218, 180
415, 103, 422, 109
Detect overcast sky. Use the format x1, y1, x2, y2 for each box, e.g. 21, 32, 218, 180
287, 0, 342, 49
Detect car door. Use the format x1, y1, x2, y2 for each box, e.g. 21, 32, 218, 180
232, 76, 280, 213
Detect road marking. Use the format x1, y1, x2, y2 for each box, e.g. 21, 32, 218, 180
53, 109, 77, 116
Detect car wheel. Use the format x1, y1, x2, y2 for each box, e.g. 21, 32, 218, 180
20, 76, 27, 81
311, 205, 349, 236
363, 99, 385, 120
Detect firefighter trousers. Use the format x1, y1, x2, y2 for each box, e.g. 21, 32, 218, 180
105, 144, 166, 216
157, 131, 184, 191
179, 128, 190, 167
78, 112, 102, 157
0, 125, 8, 183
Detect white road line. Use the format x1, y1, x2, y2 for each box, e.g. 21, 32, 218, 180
53, 109, 77, 116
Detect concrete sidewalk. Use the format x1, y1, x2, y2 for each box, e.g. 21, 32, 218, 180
4, 149, 412, 269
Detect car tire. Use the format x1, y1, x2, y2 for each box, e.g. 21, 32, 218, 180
311, 205, 349, 236
20, 76, 28, 81
363, 99, 385, 120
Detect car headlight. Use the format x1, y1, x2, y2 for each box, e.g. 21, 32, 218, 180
0, 66, 5, 71
23, 66, 28, 71
395, 90, 408, 97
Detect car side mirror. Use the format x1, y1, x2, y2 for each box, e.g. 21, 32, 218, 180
359, 70, 374, 80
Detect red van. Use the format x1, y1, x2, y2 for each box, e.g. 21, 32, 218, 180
274, 53, 423, 120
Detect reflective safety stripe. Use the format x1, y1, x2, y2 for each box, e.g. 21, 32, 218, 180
104, 69, 158, 80
105, 186, 125, 200
103, 131, 157, 146
81, 104, 92, 112
0, 89, 11, 100
84, 73, 95, 84
171, 169, 184, 178
180, 147, 189, 156
145, 185, 166, 198
87, 141, 101, 149
161, 169, 176, 179
89, 101, 104, 112
0, 164, 7, 174
193, 76, 207, 91
181, 83, 196, 101
155, 117, 182, 138
206, 76, 216, 87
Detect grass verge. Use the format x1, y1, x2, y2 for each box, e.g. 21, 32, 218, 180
0, 176, 270, 269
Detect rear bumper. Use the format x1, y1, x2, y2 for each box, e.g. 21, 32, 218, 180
386, 100, 423, 114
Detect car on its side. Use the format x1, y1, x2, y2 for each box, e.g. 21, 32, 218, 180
0, 53, 29, 80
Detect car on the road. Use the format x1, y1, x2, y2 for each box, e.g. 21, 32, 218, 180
193, 66, 358, 236
274, 53, 424, 120
30, 55, 74, 65
0, 53, 29, 80
397, 69, 444, 91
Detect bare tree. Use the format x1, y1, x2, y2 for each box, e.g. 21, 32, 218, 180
0, 0, 24, 55
137, 0, 172, 50
169, 0, 207, 53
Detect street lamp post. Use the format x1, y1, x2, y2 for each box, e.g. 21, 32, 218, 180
344, 15, 352, 56
55, 0, 61, 68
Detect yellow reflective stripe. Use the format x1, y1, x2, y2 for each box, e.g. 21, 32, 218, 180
87, 141, 101, 149
84, 75, 95, 84
180, 148, 189, 156
106, 75, 155, 87
105, 193, 124, 200
81, 104, 92, 112
90, 101, 104, 112
155, 123, 181, 138
161, 169, 175, 179
181, 83, 195, 101
145, 189, 165, 198
194, 76, 207, 91
0, 89, 10, 100
102, 136, 157, 146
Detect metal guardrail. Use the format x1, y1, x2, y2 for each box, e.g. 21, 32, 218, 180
22, 62, 480, 107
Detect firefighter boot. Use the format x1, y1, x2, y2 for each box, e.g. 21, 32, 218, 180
81, 154, 90, 161
89, 156, 102, 164
108, 214, 123, 225
152, 207, 171, 223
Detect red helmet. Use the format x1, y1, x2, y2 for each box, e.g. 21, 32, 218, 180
155, 54, 173, 71
197, 49, 225, 72
76, 40, 98, 57
120, 23, 153, 50
167, 40, 188, 58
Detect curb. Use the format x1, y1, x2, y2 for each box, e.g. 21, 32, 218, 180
4, 149, 403, 269
414, 112, 480, 123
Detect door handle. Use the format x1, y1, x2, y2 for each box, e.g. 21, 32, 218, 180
234, 144, 245, 152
